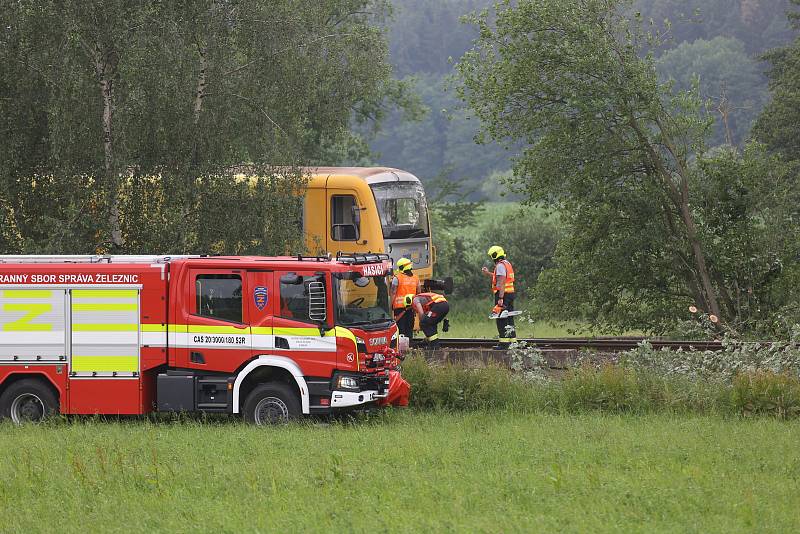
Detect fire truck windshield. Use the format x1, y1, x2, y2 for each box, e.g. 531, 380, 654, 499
371, 181, 430, 240
334, 275, 392, 327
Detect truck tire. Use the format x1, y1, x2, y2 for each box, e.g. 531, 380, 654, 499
0, 378, 59, 424
243, 383, 301, 425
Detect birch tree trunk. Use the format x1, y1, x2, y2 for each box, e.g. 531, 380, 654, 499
93, 45, 124, 248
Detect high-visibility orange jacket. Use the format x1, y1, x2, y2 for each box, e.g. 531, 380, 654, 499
392, 272, 419, 309
492, 259, 515, 294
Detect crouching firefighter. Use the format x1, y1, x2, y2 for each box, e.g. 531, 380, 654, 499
409, 292, 449, 349
482, 245, 517, 350
391, 257, 421, 338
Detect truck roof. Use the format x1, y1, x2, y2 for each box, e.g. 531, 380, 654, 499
0, 254, 391, 272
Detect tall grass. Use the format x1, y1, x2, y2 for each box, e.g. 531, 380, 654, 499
401, 355, 800, 419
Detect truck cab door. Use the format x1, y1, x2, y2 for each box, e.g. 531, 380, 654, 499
247, 271, 273, 356
272, 270, 337, 377
181, 269, 251, 373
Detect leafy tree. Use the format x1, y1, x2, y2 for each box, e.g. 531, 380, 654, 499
657, 36, 769, 146
0, 0, 406, 255
753, 0, 800, 160
456, 0, 800, 334
368, 73, 511, 197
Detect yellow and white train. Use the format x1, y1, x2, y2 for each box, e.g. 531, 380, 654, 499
301, 167, 434, 283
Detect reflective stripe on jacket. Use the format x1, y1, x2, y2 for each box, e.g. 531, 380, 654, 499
492, 259, 515, 294
413, 292, 447, 313
393, 273, 419, 308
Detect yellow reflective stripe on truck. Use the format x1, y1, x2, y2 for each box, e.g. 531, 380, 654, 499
274, 326, 318, 337
72, 289, 138, 299
72, 303, 138, 312
72, 323, 138, 331
71, 355, 138, 372
3, 290, 53, 299
2, 303, 53, 331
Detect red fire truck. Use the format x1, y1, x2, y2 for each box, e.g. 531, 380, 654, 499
0, 254, 409, 424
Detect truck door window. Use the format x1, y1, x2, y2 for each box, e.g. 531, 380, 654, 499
279, 276, 308, 320
195, 274, 242, 323
331, 195, 359, 241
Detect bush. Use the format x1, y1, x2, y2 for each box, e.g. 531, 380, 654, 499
558, 364, 645, 413
731, 371, 800, 419
401, 354, 540, 411
401, 352, 800, 419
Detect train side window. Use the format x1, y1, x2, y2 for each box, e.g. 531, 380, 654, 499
195, 274, 242, 323
331, 195, 359, 241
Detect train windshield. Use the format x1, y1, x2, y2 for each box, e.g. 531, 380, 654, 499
334, 275, 393, 327
371, 182, 430, 239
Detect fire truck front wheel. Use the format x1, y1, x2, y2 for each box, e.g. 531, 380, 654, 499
243, 383, 301, 425
0, 378, 59, 424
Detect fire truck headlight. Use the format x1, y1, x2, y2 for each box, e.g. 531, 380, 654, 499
336, 375, 360, 390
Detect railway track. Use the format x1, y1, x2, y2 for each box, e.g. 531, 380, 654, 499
410, 337, 725, 352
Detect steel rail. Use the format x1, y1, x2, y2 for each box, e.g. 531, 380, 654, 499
410, 337, 726, 351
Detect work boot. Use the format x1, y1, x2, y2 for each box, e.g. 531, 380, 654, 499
492, 343, 509, 351
426, 339, 441, 350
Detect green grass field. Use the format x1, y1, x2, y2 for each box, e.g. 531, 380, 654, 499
443, 297, 577, 338
2, 411, 799, 533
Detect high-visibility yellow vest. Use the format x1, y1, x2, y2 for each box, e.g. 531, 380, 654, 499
414, 292, 447, 313
492, 259, 515, 294
393, 273, 419, 308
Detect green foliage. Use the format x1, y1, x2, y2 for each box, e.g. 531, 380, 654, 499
400, 355, 535, 410
657, 36, 769, 146
732, 370, 800, 419
456, 0, 800, 336
368, 73, 511, 197
0, 1, 406, 254
559, 364, 647, 413
431, 200, 560, 300
753, 0, 800, 161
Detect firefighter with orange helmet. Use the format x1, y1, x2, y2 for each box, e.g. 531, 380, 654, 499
481, 245, 517, 349
391, 257, 421, 338
409, 292, 449, 349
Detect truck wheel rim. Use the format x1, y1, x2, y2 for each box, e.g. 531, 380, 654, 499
10, 393, 45, 423
254, 397, 289, 425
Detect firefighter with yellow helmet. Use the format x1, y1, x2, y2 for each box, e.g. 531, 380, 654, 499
391, 257, 421, 338
481, 245, 517, 349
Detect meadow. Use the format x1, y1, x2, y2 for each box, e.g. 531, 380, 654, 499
1, 411, 798, 533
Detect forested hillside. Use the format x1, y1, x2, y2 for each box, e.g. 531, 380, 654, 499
371, 0, 796, 196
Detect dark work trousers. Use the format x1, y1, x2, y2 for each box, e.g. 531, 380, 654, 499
394, 308, 414, 338
495, 292, 517, 343
420, 302, 450, 339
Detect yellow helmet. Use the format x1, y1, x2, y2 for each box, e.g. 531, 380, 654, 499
487, 245, 505, 260
396, 257, 413, 273
403, 294, 414, 307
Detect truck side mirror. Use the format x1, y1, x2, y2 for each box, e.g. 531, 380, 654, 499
308, 281, 327, 324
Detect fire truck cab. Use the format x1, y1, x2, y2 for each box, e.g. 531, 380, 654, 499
0, 254, 408, 424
